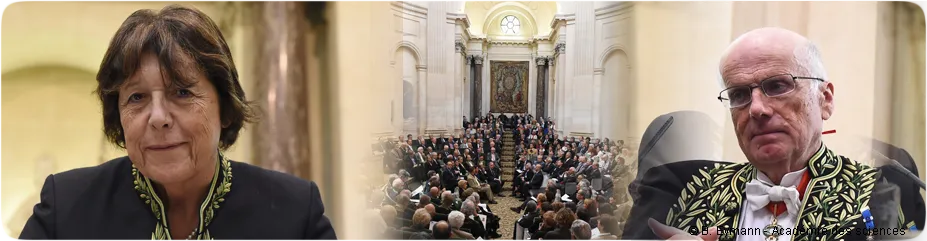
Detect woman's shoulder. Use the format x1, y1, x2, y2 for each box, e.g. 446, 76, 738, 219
225, 161, 321, 198
51, 156, 133, 186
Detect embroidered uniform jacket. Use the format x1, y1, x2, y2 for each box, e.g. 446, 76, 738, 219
19, 156, 336, 239
623, 145, 924, 241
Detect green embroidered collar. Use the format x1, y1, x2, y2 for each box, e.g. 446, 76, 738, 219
664, 143, 879, 241
132, 153, 233, 239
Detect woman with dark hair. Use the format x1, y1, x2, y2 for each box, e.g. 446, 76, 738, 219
19, 5, 335, 239
543, 208, 576, 240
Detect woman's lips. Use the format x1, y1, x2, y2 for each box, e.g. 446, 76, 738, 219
147, 143, 184, 151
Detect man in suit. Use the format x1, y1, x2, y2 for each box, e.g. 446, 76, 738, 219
441, 161, 459, 194
413, 135, 424, 150
625, 27, 925, 241
486, 161, 504, 196
521, 164, 544, 201
460, 201, 487, 239
466, 166, 497, 204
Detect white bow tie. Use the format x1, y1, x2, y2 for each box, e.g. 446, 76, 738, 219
745, 180, 800, 215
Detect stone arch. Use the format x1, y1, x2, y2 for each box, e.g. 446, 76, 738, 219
598, 44, 631, 70
390, 41, 423, 66
482, 2, 540, 37
392, 42, 422, 134
598, 46, 632, 141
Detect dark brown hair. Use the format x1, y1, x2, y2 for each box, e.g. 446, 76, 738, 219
95, 5, 255, 150
542, 211, 557, 228
555, 208, 576, 229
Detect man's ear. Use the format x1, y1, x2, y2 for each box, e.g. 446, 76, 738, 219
821, 82, 835, 120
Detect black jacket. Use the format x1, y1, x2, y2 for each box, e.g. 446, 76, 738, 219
19, 156, 336, 239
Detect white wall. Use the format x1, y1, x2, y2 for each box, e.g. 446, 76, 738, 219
631, 1, 733, 159
806, 2, 879, 161
548, 2, 633, 139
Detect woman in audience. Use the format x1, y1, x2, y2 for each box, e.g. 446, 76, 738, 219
551, 201, 565, 212
543, 209, 576, 239
447, 211, 474, 239
19, 5, 335, 239
531, 211, 557, 240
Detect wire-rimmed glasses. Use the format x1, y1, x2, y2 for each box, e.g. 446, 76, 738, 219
717, 74, 826, 108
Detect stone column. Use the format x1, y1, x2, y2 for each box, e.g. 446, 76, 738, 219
417, 65, 428, 134
536, 56, 549, 118
467, 55, 475, 120
471, 55, 483, 116
251, 2, 311, 177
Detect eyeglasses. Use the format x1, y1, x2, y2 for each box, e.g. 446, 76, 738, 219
717, 74, 825, 108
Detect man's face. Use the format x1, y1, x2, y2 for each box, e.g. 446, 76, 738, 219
721, 37, 833, 166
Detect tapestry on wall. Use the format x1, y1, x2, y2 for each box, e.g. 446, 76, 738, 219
490, 61, 529, 113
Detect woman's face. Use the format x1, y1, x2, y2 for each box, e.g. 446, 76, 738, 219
119, 53, 222, 185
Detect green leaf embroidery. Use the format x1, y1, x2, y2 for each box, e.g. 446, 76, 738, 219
687, 209, 707, 217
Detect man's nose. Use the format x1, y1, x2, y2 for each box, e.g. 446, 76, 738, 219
747, 87, 773, 119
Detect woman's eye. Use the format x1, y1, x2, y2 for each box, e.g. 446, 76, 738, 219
127, 93, 144, 103
176, 89, 193, 98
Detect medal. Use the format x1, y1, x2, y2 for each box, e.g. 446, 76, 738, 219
763, 205, 784, 241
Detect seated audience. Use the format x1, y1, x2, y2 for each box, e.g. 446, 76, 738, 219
531, 211, 557, 240
517, 201, 541, 233
543, 208, 576, 240
448, 211, 475, 240
369, 115, 634, 241
466, 166, 497, 204
592, 214, 618, 239
425, 204, 448, 222
460, 201, 486, 239
571, 220, 592, 240
432, 221, 451, 240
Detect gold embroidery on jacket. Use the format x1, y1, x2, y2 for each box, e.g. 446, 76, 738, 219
665, 145, 877, 241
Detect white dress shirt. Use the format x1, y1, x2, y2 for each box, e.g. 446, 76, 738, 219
736, 168, 807, 241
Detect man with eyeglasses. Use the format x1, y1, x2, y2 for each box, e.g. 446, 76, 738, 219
624, 27, 923, 241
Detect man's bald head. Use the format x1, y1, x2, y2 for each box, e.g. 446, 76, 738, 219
432, 221, 451, 239
720, 27, 827, 87
425, 203, 437, 216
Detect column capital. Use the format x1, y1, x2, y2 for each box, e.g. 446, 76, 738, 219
593, 68, 604, 75
536, 56, 551, 66
455, 40, 467, 53
471, 55, 483, 65
416, 65, 427, 71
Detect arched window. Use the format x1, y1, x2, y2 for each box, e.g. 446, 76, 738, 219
500, 15, 520, 35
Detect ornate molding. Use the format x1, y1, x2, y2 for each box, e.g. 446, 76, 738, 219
536, 56, 550, 66
455, 40, 467, 53
446, 12, 471, 29
554, 42, 566, 54
472, 55, 483, 65
416, 65, 427, 71
593, 68, 604, 75
486, 39, 533, 46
